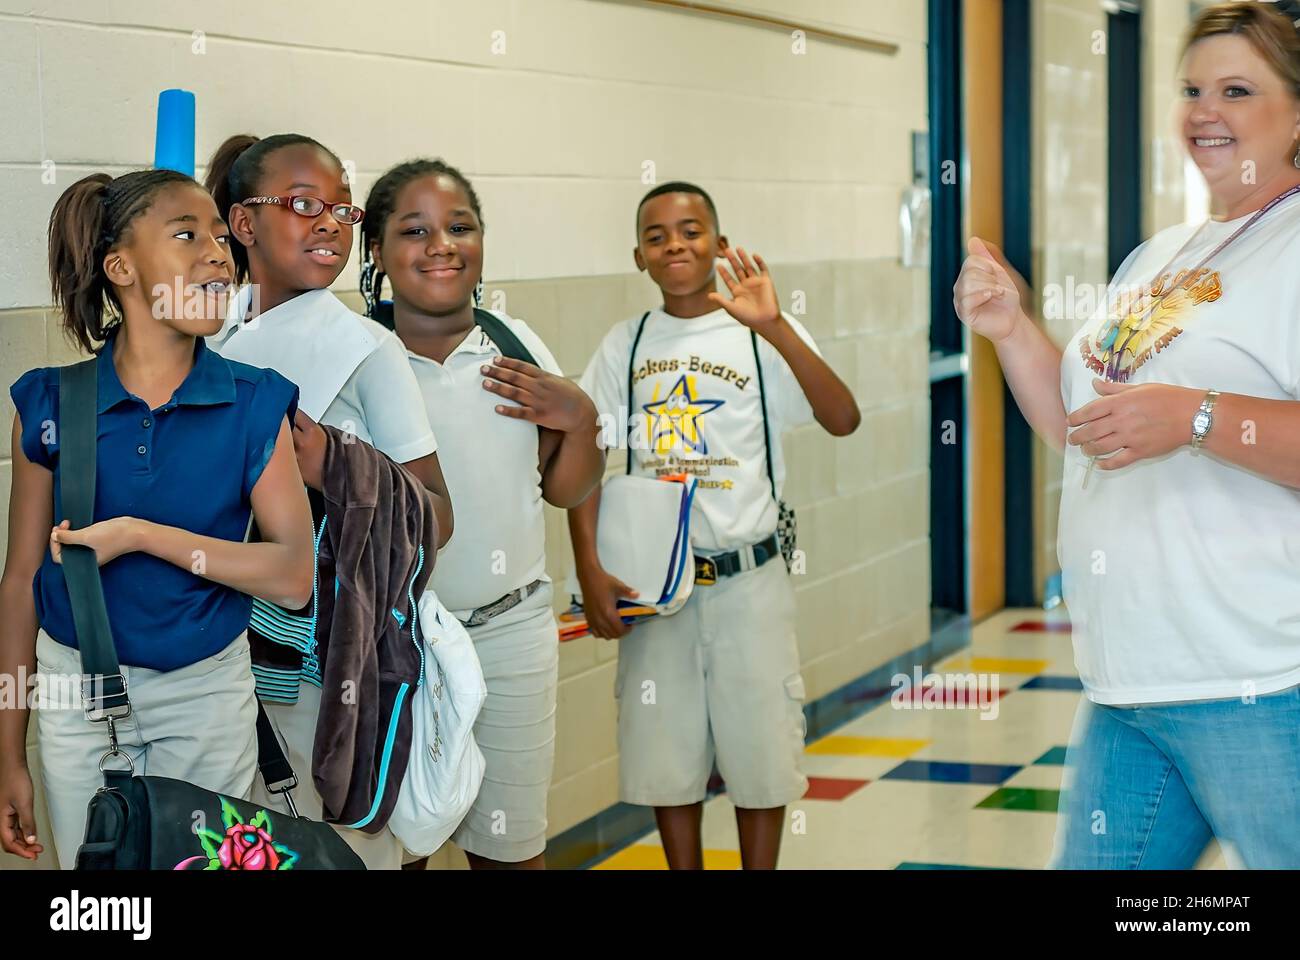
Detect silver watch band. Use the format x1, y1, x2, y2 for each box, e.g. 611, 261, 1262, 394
1191, 389, 1220, 449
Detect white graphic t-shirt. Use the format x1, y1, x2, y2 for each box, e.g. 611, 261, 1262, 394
1058, 196, 1300, 705
581, 308, 820, 553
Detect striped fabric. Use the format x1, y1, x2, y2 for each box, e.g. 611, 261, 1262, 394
250, 515, 327, 703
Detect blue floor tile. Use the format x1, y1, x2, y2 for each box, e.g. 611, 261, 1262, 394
895, 861, 1011, 870
1019, 675, 1084, 691
881, 760, 1021, 785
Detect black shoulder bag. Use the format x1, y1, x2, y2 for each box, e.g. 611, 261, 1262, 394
59, 358, 364, 870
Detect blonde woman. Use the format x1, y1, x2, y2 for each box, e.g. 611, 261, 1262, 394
955, 1, 1300, 868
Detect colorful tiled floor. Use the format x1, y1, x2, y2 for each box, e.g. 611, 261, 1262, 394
590, 609, 1228, 870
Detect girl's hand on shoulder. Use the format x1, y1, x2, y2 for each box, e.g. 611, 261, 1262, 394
49, 517, 144, 567
481, 356, 598, 434
708, 247, 782, 334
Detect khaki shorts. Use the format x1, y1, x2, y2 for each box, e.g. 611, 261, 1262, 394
614, 558, 808, 809
451, 582, 559, 863
34, 628, 259, 870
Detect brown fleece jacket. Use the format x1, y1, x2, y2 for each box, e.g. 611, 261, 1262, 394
310, 425, 438, 831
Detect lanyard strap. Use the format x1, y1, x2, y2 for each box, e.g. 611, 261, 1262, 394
1102, 183, 1300, 380
1169, 183, 1300, 277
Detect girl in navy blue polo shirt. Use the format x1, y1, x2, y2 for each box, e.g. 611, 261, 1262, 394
0, 169, 315, 868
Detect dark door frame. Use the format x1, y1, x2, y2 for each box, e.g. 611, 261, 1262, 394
1002, 0, 1035, 607
1108, 2, 1144, 277
929, 0, 967, 616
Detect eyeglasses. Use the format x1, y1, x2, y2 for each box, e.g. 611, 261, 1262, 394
241, 195, 365, 225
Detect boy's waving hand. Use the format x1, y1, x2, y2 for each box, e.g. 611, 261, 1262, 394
708, 247, 782, 334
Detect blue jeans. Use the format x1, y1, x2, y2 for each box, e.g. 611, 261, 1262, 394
1051, 685, 1300, 869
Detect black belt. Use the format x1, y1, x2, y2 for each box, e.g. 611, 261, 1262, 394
694, 533, 781, 586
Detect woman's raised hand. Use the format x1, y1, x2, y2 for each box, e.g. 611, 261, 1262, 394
953, 237, 1025, 343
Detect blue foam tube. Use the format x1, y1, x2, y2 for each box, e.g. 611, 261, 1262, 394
154, 89, 195, 177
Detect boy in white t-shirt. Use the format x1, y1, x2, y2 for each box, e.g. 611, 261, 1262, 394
569, 183, 860, 869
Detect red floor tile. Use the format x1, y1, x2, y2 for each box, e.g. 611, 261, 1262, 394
891, 685, 1009, 707
803, 776, 870, 801
1010, 621, 1072, 633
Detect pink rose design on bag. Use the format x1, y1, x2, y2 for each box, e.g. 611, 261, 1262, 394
174, 796, 300, 870
218, 822, 282, 870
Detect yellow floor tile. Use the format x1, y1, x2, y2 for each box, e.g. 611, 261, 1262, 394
805, 735, 930, 757
584, 607, 1212, 870
593, 844, 742, 870
939, 656, 1050, 674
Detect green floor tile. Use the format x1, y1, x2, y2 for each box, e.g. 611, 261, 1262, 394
976, 787, 1061, 812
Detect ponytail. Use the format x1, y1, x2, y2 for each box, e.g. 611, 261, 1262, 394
48, 169, 194, 354
204, 132, 342, 284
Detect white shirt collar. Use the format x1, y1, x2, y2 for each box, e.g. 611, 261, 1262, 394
407, 325, 497, 367
207, 287, 380, 420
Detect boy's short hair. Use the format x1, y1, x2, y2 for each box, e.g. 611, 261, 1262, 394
636, 181, 720, 237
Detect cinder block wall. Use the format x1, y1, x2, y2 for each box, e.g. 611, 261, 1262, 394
0, 0, 929, 869
1030, 0, 1192, 602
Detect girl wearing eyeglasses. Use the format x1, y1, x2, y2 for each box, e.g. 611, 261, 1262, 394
203, 134, 454, 870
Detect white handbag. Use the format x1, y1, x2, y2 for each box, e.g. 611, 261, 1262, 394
388, 590, 487, 856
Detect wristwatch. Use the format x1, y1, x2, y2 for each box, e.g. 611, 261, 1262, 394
1191, 389, 1220, 450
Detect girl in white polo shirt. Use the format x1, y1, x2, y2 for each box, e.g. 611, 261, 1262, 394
360, 159, 604, 869
955, 1, 1300, 868
203, 134, 455, 871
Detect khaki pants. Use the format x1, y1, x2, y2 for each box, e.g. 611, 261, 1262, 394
34, 628, 259, 870
450, 582, 558, 862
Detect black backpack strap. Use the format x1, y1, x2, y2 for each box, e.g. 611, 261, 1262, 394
57, 358, 130, 722
373, 302, 538, 366
473, 307, 537, 366
750, 331, 778, 502
57, 357, 297, 796
625, 312, 651, 476
255, 699, 298, 796
371, 300, 396, 331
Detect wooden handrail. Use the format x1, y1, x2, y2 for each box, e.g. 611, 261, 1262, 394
609, 0, 901, 55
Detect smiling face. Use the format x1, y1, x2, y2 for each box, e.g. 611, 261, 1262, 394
107, 182, 234, 335
634, 192, 727, 297
374, 173, 483, 316
1179, 33, 1300, 204
230, 142, 353, 295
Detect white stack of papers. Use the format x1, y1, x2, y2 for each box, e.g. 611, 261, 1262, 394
563, 474, 697, 638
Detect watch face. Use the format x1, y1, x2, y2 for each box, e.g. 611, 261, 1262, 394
1193, 411, 1211, 435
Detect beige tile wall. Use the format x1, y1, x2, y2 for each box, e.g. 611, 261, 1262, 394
1144, 0, 1195, 235
1030, 0, 1193, 600
1030, 0, 1107, 600
0, 0, 928, 869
